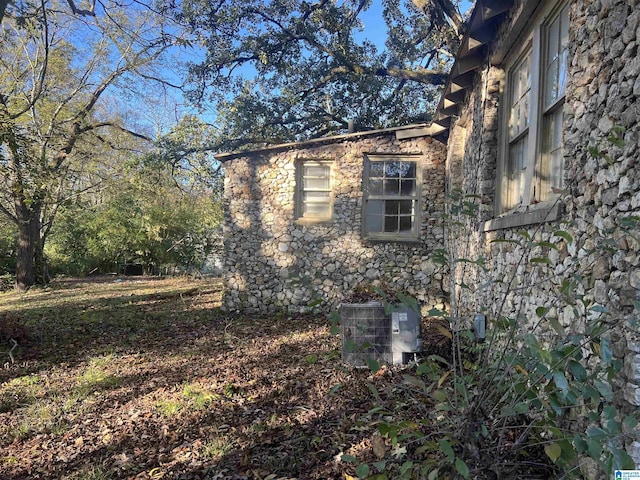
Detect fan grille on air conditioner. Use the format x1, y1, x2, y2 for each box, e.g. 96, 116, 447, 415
340, 302, 392, 366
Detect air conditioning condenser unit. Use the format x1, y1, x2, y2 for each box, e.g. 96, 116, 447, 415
340, 302, 422, 366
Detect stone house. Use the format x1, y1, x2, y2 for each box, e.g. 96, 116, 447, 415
416, 0, 640, 467
218, 0, 639, 465
217, 127, 448, 313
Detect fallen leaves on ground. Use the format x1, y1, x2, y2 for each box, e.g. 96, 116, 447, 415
0, 277, 419, 480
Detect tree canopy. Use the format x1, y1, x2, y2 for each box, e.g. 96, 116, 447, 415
177, 0, 464, 151
0, 0, 193, 288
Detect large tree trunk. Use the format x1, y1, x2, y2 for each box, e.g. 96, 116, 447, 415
14, 200, 42, 291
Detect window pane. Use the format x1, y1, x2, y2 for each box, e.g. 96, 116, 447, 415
369, 179, 383, 195
399, 216, 413, 232
303, 191, 330, 201
400, 162, 416, 179
366, 200, 384, 232
399, 200, 413, 214
304, 203, 330, 216
384, 215, 399, 232
370, 161, 384, 177
544, 5, 569, 108
304, 177, 329, 189
538, 106, 564, 202
509, 52, 531, 140
385, 200, 399, 215
545, 58, 559, 106
305, 165, 329, 177
364, 158, 419, 238
507, 134, 528, 209
400, 179, 416, 195
384, 179, 400, 195
385, 161, 401, 178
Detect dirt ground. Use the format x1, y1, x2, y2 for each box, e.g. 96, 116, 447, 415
0, 277, 446, 480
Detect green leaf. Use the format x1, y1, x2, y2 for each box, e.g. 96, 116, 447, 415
372, 461, 387, 472
345, 340, 359, 353
587, 426, 607, 441
554, 230, 574, 244
573, 434, 588, 453
428, 469, 439, 480
549, 317, 565, 335
514, 402, 529, 413
590, 305, 609, 314
612, 447, 636, 470
330, 325, 340, 335
536, 306, 549, 318
586, 439, 602, 460
427, 307, 447, 317
454, 458, 469, 478
400, 461, 413, 475
545, 442, 562, 462
600, 337, 612, 364
553, 372, 569, 396
403, 374, 426, 391
517, 230, 532, 241
530, 257, 553, 265
328, 383, 343, 396
568, 360, 587, 382
355, 463, 370, 478
367, 358, 381, 374
587, 146, 602, 159
340, 454, 357, 463
438, 439, 455, 462
623, 415, 638, 430
396, 293, 419, 313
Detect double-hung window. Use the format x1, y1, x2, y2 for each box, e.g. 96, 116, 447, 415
363, 155, 420, 241
294, 160, 333, 222
500, 1, 569, 213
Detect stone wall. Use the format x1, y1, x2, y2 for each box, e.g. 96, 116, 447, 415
222, 133, 447, 314
446, 0, 640, 467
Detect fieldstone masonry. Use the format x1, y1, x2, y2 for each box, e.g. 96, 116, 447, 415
220, 0, 639, 470
221, 133, 447, 314
445, 0, 640, 469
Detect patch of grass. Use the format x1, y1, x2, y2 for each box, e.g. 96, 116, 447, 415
201, 435, 234, 461
11, 420, 33, 440
0, 374, 43, 413
182, 383, 219, 410
71, 466, 113, 480
156, 399, 182, 417
74, 356, 122, 396
5, 401, 70, 442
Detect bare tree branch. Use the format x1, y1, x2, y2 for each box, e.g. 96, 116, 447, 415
65, 0, 95, 17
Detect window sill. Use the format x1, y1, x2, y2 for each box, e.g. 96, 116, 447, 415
483, 201, 563, 232
294, 217, 333, 226
364, 235, 422, 244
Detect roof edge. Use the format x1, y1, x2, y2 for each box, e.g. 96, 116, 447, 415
214, 123, 432, 161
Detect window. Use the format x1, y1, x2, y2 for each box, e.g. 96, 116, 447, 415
294, 160, 333, 222
499, 1, 568, 213
363, 155, 420, 241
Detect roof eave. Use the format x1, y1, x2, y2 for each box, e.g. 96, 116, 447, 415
215, 123, 434, 161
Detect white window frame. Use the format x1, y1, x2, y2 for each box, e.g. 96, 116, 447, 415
497, 0, 569, 215
362, 154, 422, 242
294, 159, 334, 223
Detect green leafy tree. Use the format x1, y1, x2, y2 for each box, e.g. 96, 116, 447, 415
46, 154, 222, 276
0, 1, 181, 289
175, 0, 464, 150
